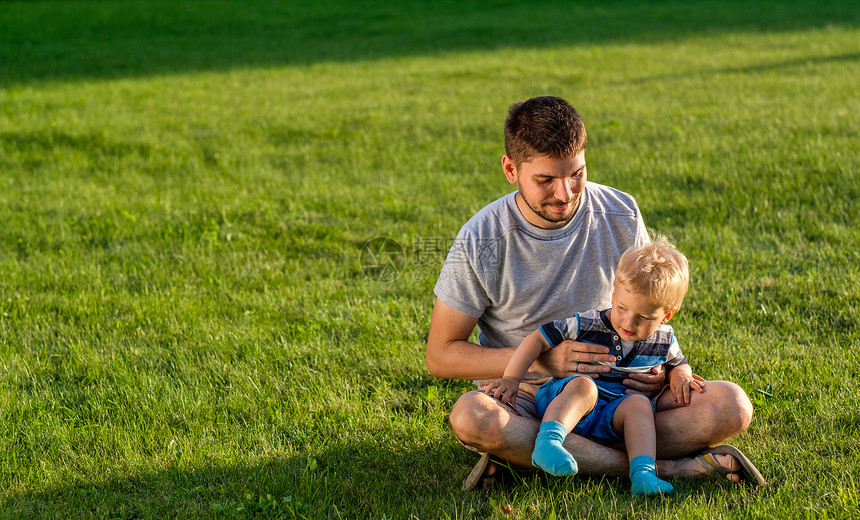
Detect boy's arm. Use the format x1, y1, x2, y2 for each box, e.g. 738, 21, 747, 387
504, 329, 552, 380
484, 329, 551, 404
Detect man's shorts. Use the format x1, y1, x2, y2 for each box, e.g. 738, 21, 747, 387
535, 375, 652, 443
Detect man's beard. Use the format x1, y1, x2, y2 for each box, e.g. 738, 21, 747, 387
523, 195, 579, 223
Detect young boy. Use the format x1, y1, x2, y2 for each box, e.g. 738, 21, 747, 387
484, 237, 704, 495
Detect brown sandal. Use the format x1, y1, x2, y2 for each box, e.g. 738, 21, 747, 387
694, 444, 766, 486
463, 452, 494, 491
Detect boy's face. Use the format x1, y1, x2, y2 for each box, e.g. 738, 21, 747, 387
609, 283, 675, 342
502, 151, 587, 229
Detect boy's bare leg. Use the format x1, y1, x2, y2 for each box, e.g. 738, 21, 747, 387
534, 376, 599, 476
611, 394, 657, 461
612, 394, 673, 494
542, 377, 598, 430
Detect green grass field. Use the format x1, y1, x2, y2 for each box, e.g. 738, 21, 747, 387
1, 0, 859, 518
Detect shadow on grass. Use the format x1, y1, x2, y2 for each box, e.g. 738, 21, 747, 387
0, 440, 472, 519
2, 0, 859, 86
625, 51, 860, 86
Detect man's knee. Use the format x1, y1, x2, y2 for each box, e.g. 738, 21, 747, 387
718, 381, 754, 431
700, 381, 754, 438
449, 390, 511, 451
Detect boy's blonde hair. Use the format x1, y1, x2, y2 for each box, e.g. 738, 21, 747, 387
614, 237, 689, 312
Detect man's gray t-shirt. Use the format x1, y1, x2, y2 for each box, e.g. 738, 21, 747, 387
434, 182, 649, 351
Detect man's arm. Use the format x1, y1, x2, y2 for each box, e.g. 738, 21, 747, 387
425, 298, 516, 380
426, 298, 616, 380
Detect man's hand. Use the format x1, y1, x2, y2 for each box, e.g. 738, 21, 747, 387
623, 365, 668, 396
483, 376, 521, 405
532, 339, 615, 379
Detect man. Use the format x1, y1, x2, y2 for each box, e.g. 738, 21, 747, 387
426, 96, 763, 490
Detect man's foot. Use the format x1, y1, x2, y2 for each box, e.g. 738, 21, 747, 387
693, 445, 766, 486
532, 421, 578, 477
663, 445, 765, 486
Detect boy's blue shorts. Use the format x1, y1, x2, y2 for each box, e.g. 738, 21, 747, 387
535, 375, 652, 443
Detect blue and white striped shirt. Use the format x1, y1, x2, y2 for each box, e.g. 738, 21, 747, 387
539, 308, 687, 401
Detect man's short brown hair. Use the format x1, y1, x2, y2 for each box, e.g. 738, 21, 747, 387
504, 96, 588, 167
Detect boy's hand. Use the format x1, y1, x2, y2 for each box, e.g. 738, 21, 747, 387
483, 376, 520, 405
670, 371, 706, 405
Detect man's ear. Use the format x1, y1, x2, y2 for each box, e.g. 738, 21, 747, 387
502, 155, 518, 185
661, 309, 676, 324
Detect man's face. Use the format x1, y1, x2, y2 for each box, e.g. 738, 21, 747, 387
502, 152, 587, 229
609, 283, 674, 342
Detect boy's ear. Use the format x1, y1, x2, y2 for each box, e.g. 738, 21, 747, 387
661, 309, 676, 324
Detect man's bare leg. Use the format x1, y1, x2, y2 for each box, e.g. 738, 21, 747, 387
449, 390, 629, 479
452, 381, 755, 484
653, 380, 754, 481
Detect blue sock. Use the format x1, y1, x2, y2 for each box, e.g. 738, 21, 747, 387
531, 421, 578, 476
629, 455, 674, 495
